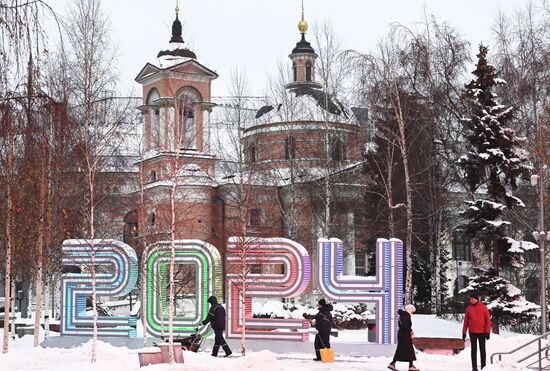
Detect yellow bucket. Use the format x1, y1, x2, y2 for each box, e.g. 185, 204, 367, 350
320, 348, 334, 363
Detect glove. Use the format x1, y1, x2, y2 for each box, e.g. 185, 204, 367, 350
462, 334, 466, 341
485, 333, 490, 340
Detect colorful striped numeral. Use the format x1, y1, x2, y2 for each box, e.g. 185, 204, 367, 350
60, 239, 138, 337
226, 237, 311, 341
145, 240, 222, 337
317, 238, 404, 344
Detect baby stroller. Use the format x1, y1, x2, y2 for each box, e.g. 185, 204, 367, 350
174, 326, 206, 352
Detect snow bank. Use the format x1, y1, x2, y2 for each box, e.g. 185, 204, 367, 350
0, 339, 140, 370
0, 321, 543, 370
0, 336, 282, 371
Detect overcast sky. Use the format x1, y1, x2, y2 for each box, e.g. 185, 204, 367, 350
45, 0, 534, 97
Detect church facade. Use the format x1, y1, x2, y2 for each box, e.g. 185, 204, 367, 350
113, 4, 371, 291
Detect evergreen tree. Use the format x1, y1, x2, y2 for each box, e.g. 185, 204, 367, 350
458, 45, 531, 268
458, 45, 534, 333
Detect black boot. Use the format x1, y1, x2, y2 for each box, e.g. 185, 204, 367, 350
212, 345, 220, 357
314, 350, 321, 361
222, 344, 232, 357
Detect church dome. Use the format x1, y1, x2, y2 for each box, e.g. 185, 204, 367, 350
292, 34, 315, 55
157, 4, 197, 60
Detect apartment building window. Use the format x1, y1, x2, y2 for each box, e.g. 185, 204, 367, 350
453, 230, 471, 261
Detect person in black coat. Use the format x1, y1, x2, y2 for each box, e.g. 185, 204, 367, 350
388, 304, 419, 371
311, 298, 333, 361
202, 295, 232, 357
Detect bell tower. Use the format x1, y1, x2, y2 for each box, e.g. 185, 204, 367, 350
133, 3, 220, 246
135, 3, 218, 178
286, 0, 321, 89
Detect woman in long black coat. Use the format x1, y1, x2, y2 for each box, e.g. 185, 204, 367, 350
388, 304, 419, 371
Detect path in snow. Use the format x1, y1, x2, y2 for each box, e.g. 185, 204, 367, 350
0, 315, 538, 370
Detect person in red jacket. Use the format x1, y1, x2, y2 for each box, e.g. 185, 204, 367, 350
462, 292, 491, 371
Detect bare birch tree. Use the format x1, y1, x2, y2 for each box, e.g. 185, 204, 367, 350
0, 0, 55, 352
214, 69, 274, 355
62, 0, 127, 362
348, 18, 470, 305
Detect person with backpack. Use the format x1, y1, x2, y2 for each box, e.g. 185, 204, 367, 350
388, 304, 419, 371
311, 298, 333, 361
462, 292, 491, 371
202, 295, 232, 357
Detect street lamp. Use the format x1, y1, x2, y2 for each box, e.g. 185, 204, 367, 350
532, 173, 549, 335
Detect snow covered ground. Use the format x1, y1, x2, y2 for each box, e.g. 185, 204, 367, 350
0, 315, 540, 370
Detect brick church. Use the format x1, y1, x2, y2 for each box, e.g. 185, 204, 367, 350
118, 3, 369, 281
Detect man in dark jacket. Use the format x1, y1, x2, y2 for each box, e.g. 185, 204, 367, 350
388, 304, 419, 371
312, 298, 333, 361
202, 295, 232, 357
462, 292, 491, 371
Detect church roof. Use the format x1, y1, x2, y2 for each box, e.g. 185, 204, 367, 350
134, 59, 218, 83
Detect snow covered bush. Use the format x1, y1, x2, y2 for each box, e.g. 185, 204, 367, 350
252, 301, 373, 330
460, 268, 540, 327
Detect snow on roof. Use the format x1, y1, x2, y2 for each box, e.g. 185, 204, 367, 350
215, 161, 365, 187
253, 90, 360, 126
149, 163, 218, 187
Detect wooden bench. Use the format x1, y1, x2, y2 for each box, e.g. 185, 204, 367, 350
16, 326, 34, 338
413, 337, 465, 355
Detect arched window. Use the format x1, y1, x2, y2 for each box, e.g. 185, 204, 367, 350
148, 170, 157, 183
147, 89, 161, 149
330, 136, 346, 162
177, 87, 202, 150
148, 212, 156, 227
285, 135, 296, 160
293, 63, 298, 82
453, 230, 471, 261
123, 211, 138, 244
249, 142, 258, 164
305, 63, 312, 82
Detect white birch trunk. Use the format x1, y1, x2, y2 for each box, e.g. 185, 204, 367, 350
137, 154, 148, 347
10, 280, 16, 341
91, 249, 98, 363
241, 268, 246, 356
168, 175, 177, 364
88, 166, 98, 363
390, 84, 414, 304
55, 277, 61, 323
34, 163, 47, 347
44, 282, 50, 339
3, 131, 14, 354
141, 255, 148, 346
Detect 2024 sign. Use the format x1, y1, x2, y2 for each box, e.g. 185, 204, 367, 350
60, 237, 403, 344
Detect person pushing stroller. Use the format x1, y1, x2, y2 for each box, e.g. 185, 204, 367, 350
202, 295, 232, 357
